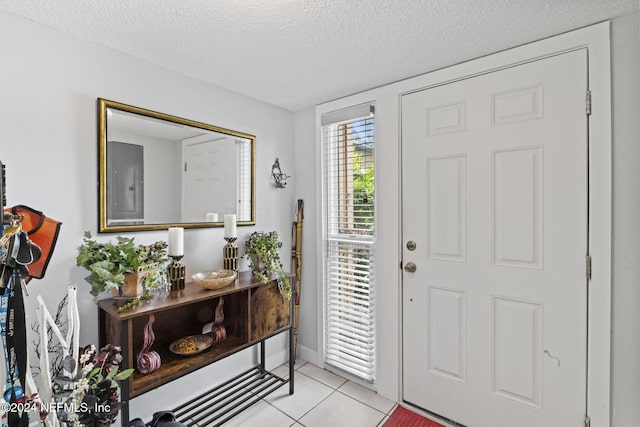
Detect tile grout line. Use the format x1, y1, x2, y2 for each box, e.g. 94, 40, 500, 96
290, 370, 340, 422
386, 402, 398, 415
260, 369, 338, 425
292, 371, 388, 424
334, 388, 392, 417
266, 364, 393, 426
247, 363, 305, 426
263, 401, 298, 426
303, 364, 394, 416
293, 387, 338, 424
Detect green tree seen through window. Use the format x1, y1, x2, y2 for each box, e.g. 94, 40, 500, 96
352, 151, 374, 234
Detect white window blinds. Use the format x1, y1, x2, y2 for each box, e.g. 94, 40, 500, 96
236, 138, 252, 220
322, 104, 376, 382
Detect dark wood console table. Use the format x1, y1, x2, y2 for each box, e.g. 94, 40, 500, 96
98, 272, 295, 426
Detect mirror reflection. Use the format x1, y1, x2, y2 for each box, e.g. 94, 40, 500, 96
98, 99, 255, 232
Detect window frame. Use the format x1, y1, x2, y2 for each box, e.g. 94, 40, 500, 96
320, 104, 377, 383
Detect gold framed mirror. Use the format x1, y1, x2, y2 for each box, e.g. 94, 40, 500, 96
98, 98, 256, 232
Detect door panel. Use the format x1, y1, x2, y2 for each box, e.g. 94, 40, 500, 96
402, 49, 588, 427
492, 146, 543, 268
429, 287, 466, 382
427, 155, 467, 262
492, 296, 543, 408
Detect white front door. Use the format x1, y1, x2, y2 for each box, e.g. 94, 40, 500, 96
401, 49, 588, 427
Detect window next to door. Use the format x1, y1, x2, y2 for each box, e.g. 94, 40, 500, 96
321, 104, 376, 383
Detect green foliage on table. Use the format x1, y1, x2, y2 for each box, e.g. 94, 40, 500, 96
116, 290, 155, 313
76, 231, 169, 300
244, 231, 291, 300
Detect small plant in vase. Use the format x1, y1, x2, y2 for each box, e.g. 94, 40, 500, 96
244, 231, 291, 300
76, 231, 170, 311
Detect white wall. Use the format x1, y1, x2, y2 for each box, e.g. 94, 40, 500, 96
296, 13, 640, 426
0, 10, 295, 421
292, 108, 319, 363
610, 12, 640, 427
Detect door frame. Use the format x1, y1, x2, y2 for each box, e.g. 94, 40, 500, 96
315, 20, 611, 427
398, 23, 611, 426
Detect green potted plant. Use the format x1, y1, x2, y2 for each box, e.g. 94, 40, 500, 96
244, 231, 291, 300
76, 231, 170, 310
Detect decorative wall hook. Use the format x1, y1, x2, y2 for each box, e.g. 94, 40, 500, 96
271, 158, 290, 189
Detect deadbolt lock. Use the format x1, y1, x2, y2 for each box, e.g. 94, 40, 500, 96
404, 262, 417, 273
406, 241, 416, 251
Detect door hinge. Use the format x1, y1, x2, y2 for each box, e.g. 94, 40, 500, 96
584, 415, 591, 427
184, 162, 187, 172
586, 90, 592, 115
586, 255, 592, 281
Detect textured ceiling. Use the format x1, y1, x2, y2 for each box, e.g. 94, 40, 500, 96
0, 0, 637, 111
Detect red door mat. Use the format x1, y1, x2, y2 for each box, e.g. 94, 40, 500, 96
383, 405, 446, 427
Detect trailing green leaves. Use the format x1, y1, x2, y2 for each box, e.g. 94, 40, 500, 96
77, 231, 169, 298
244, 231, 291, 300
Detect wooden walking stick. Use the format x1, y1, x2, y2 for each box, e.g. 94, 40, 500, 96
291, 199, 303, 357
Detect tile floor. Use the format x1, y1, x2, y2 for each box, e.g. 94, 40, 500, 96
215, 360, 392, 426
216, 360, 448, 427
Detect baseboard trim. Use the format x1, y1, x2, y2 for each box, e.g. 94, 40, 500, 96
260, 342, 320, 371
265, 349, 288, 370
296, 344, 319, 366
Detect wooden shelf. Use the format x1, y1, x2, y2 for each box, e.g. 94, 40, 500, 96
130, 335, 245, 397
98, 271, 294, 425
97, 271, 275, 319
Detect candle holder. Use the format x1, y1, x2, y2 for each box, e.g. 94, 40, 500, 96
223, 237, 239, 272
168, 255, 185, 292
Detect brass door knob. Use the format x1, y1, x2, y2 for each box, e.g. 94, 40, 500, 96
404, 262, 417, 273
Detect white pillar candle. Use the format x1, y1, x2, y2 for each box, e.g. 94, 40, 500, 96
224, 214, 237, 238
168, 227, 184, 256
206, 212, 219, 222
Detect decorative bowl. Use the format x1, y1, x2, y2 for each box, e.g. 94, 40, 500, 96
169, 335, 213, 356
191, 270, 237, 290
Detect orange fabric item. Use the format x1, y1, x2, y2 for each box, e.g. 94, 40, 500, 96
5, 205, 62, 282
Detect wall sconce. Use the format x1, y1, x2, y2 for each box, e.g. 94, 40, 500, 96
271, 158, 290, 189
